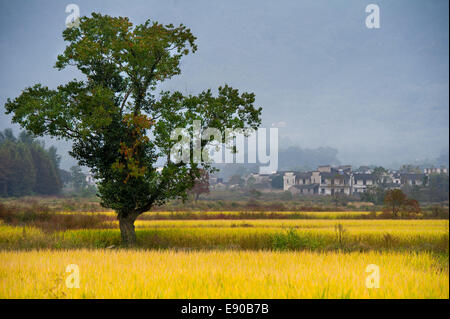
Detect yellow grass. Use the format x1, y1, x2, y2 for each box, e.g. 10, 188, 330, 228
1, 210, 447, 298
131, 219, 448, 232
0, 219, 448, 252
0, 249, 447, 299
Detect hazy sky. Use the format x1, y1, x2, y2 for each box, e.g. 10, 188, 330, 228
1, 0, 448, 169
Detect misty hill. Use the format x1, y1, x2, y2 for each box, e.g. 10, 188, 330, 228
213, 146, 341, 179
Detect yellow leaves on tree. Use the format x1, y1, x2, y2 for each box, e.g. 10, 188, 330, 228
112, 114, 154, 184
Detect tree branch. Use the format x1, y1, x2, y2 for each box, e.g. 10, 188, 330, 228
120, 88, 132, 114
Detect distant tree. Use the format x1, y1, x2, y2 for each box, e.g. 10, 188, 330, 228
331, 192, 348, 209
0, 140, 35, 196
228, 175, 245, 187
189, 170, 210, 201
16, 131, 62, 195
270, 174, 284, 190
360, 185, 386, 205
59, 168, 73, 186
384, 189, 407, 218
70, 166, 87, 192
246, 176, 256, 188
400, 164, 421, 174
18, 131, 34, 145
249, 188, 262, 199
402, 198, 421, 217
372, 166, 387, 185
0, 129, 16, 143
0, 129, 62, 197
47, 146, 62, 169
426, 174, 449, 202
29, 145, 62, 195
401, 184, 421, 202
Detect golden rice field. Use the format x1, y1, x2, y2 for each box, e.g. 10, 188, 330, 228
0, 211, 448, 299
0, 249, 447, 298
0, 219, 448, 252
131, 219, 448, 231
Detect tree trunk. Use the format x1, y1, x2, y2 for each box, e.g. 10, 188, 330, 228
118, 213, 138, 247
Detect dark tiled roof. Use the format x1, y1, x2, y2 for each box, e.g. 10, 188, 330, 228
354, 174, 374, 180
320, 172, 351, 180
292, 184, 319, 190
400, 173, 425, 180
295, 172, 312, 179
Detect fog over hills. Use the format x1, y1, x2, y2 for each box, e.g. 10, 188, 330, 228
1, 0, 448, 171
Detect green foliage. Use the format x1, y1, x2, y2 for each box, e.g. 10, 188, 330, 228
272, 228, 303, 250
426, 174, 449, 202
272, 228, 323, 251
372, 166, 387, 184
270, 174, 284, 189
0, 139, 35, 196
334, 223, 347, 247
29, 144, 62, 195
188, 170, 210, 201
4, 13, 262, 226
400, 164, 422, 174
70, 166, 87, 192
360, 185, 386, 205
0, 130, 61, 197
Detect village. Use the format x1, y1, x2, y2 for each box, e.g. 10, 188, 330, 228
208, 165, 449, 196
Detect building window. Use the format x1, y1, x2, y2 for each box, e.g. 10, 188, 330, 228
363, 180, 366, 185
321, 188, 325, 194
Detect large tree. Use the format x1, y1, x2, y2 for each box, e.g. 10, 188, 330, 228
5, 13, 261, 245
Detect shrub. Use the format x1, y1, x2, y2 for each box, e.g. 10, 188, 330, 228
0, 202, 112, 232
429, 205, 449, 219
272, 228, 304, 250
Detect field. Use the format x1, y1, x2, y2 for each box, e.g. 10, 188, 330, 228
0, 208, 448, 299
1, 250, 447, 298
